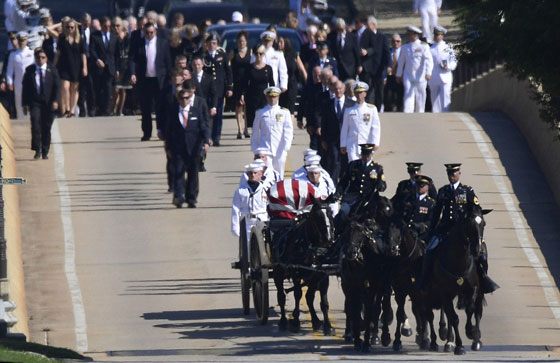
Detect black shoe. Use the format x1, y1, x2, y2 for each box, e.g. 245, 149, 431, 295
141, 136, 150, 141
199, 164, 206, 172
212, 140, 220, 147
42, 153, 48, 160
243, 130, 250, 138
172, 198, 184, 208
33, 151, 41, 160
188, 203, 196, 208
79, 112, 86, 117
236, 132, 242, 139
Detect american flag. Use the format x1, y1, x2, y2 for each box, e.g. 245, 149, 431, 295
267, 179, 318, 219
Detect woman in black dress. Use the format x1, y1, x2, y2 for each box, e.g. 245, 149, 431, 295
112, 17, 131, 116
229, 31, 250, 139
54, 18, 87, 117
241, 43, 275, 129
278, 36, 307, 117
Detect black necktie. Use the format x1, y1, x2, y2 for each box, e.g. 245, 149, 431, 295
336, 99, 342, 117
338, 35, 343, 50
39, 68, 44, 95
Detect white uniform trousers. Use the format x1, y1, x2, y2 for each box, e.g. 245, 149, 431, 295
403, 78, 427, 113
271, 152, 288, 180
429, 81, 452, 112
14, 80, 24, 119
420, 6, 438, 44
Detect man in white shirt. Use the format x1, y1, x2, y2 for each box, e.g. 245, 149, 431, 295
414, 0, 442, 44
429, 25, 457, 112
259, 31, 288, 93
251, 86, 294, 178
396, 26, 433, 113
6, 32, 34, 119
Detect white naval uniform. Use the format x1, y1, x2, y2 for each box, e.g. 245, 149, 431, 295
340, 102, 381, 162
264, 46, 288, 90
231, 181, 269, 254
305, 176, 339, 216
251, 104, 294, 178
4, 0, 17, 32
6, 46, 34, 119
429, 40, 457, 112
396, 39, 433, 113
414, 0, 442, 44
292, 165, 335, 188
239, 166, 281, 191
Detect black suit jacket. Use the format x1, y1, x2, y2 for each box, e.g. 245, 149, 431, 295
90, 31, 120, 76
194, 71, 218, 110
329, 32, 361, 80
306, 55, 339, 80
370, 32, 391, 79
319, 96, 355, 144
357, 27, 376, 75
129, 36, 172, 89
22, 64, 61, 107
168, 102, 210, 157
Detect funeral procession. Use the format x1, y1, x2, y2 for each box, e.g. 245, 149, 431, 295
0, 0, 559, 361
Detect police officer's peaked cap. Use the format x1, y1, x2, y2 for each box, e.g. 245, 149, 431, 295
316, 41, 329, 50
16, 31, 28, 40
360, 144, 375, 155
205, 32, 220, 42
415, 175, 433, 186
353, 81, 369, 93
260, 31, 276, 41
406, 25, 422, 35
434, 25, 447, 35
406, 162, 423, 173
263, 86, 281, 96
445, 163, 462, 173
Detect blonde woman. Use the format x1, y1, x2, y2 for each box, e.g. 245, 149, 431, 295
229, 31, 250, 138
113, 17, 131, 116
54, 18, 87, 117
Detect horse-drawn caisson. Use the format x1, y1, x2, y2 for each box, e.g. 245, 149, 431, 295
231, 145, 499, 355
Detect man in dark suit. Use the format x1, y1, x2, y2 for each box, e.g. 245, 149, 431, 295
78, 12, 96, 117
355, 13, 376, 83
90, 16, 119, 116
190, 55, 217, 120
319, 80, 355, 185
306, 41, 338, 83
329, 18, 361, 81
297, 65, 324, 150
168, 88, 210, 208
365, 16, 391, 110
384, 33, 404, 112
22, 48, 60, 160
130, 22, 172, 141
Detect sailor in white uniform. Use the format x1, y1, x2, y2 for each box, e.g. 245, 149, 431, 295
429, 25, 457, 113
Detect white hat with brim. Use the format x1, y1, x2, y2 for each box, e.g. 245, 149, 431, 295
254, 147, 272, 156
304, 149, 318, 158
434, 25, 447, 35
263, 86, 281, 97
16, 31, 28, 40
305, 155, 322, 166
232, 11, 243, 22
260, 30, 276, 41
406, 25, 423, 34
245, 163, 264, 172
352, 81, 369, 93
306, 165, 322, 172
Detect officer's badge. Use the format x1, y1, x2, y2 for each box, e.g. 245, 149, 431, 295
473, 196, 480, 205
456, 277, 464, 286
381, 174, 385, 181
419, 206, 428, 214
457, 193, 467, 204
275, 113, 284, 122
363, 113, 371, 123
369, 170, 378, 179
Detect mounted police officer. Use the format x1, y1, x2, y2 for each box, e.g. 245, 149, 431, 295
417, 163, 499, 293
399, 175, 436, 242
392, 162, 437, 215
336, 143, 386, 223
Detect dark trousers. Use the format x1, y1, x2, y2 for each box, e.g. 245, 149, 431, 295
211, 97, 224, 143
384, 75, 404, 112
165, 142, 174, 191
78, 58, 96, 115
96, 69, 115, 116
173, 151, 200, 205
30, 101, 54, 155
324, 142, 341, 187
367, 75, 384, 110
139, 77, 165, 138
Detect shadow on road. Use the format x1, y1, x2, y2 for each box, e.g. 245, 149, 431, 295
472, 112, 560, 288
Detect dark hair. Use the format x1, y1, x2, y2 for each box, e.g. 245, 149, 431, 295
191, 55, 203, 63
266, 24, 277, 32
144, 22, 155, 29
100, 16, 110, 25
280, 36, 293, 55
252, 42, 265, 54
236, 30, 248, 42
178, 88, 190, 97
183, 79, 196, 90
34, 47, 46, 57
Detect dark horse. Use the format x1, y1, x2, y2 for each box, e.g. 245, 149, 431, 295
271, 196, 336, 334
420, 203, 491, 354
340, 196, 401, 352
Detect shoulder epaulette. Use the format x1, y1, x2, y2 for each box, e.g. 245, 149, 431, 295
366, 103, 375, 108
282, 107, 289, 111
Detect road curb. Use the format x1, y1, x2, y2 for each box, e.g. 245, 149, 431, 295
0, 106, 30, 339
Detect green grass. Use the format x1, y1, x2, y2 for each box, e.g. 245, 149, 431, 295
0, 339, 89, 362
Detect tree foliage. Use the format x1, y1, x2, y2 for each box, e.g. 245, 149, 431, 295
451, 0, 560, 137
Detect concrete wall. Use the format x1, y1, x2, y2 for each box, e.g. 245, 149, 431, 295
451, 66, 560, 207
0, 106, 29, 338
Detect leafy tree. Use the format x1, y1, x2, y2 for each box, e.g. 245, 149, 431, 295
451, 0, 560, 138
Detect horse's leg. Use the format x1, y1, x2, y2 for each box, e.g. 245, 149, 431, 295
438, 307, 448, 341
471, 294, 484, 351
289, 276, 302, 332
443, 297, 464, 355
381, 291, 393, 347
274, 270, 287, 331
319, 275, 334, 336
304, 275, 321, 331
392, 289, 406, 351
367, 290, 382, 349
341, 280, 353, 343
427, 308, 438, 351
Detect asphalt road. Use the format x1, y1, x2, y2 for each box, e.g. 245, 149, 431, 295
12, 110, 560, 361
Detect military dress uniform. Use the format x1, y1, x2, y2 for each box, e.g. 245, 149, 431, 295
337, 154, 386, 220
231, 169, 269, 254
251, 97, 293, 178
396, 29, 433, 113
414, 0, 442, 44
201, 44, 233, 144
6, 36, 34, 119
340, 101, 381, 162
239, 160, 281, 191
401, 191, 435, 242
305, 164, 339, 216
429, 27, 457, 113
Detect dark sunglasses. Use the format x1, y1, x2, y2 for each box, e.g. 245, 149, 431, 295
181, 96, 191, 100
392, 39, 401, 43
256, 52, 265, 56
145, 31, 155, 35
36, 55, 47, 59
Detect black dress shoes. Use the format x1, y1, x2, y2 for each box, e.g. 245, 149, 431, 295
172, 198, 184, 208
42, 153, 48, 160
33, 151, 41, 160
187, 203, 196, 209
141, 136, 150, 141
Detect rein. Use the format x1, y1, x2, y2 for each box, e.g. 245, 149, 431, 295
437, 253, 475, 287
